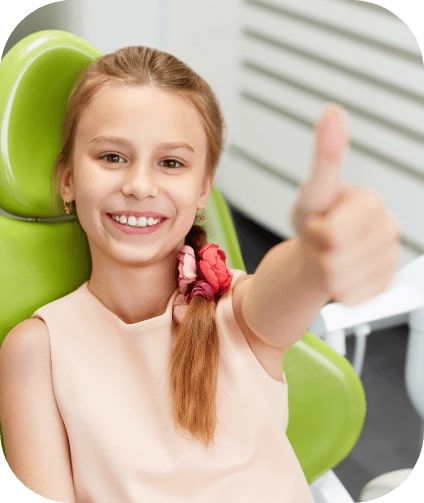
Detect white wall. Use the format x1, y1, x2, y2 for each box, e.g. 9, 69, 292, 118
65, 0, 166, 53
4, 0, 424, 265
4, 0, 166, 56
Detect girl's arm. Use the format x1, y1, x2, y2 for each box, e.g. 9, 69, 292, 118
233, 105, 399, 373
0, 318, 75, 502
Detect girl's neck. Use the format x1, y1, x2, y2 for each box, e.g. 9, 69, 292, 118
87, 258, 178, 324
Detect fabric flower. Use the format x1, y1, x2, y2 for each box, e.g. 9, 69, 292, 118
174, 243, 233, 324
177, 245, 197, 294
173, 292, 189, 323
198, 244, 233, 295
189, 280, 215, 302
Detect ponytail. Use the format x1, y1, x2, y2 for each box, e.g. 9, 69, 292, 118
170, 226, 224, 445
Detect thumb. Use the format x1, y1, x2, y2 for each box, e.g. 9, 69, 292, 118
300, 103, 349, 215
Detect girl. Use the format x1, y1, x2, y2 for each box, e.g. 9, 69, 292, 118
0, 46, 398, 502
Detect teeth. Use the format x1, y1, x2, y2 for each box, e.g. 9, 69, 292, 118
112, 214, 161, 228
138, 216, 147, 227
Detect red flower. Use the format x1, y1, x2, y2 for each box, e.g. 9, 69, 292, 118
198, 244, 233, 295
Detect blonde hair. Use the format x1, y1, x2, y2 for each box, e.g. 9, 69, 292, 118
54, 46, 225, 445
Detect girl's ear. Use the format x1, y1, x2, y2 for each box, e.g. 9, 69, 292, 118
198, 172, 213, 209
60, 167, 75, 202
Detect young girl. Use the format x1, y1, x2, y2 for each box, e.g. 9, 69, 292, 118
0, 46, 398, 503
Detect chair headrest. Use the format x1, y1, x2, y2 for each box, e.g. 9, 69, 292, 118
0, 30, 100, 218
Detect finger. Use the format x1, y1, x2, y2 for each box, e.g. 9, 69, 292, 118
301, 103, 349, 215
332, 247, 399, 306
304, 187, 387, 249
308, 212, 399, 304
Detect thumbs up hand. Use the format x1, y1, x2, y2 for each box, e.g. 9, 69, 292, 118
291, 104, 399, 306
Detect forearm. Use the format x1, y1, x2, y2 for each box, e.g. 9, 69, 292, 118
241, 237, 329, 350
239, 105, 398, 352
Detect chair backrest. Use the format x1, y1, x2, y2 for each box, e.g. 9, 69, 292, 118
0, 30, 101, 345
0, 30, 365, 484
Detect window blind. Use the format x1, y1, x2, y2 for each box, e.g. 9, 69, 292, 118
220, 0, 424, 265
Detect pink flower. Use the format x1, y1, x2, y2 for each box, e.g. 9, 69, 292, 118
189, 280, 215, 301
173, 293, 189, 323
177, 245, 197, 294
198, 244, 233, 295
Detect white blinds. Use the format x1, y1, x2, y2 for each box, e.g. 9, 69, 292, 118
220, 0, 424, 265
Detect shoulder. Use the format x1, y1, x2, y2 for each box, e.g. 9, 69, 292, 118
0, 318, 51, 381
0, 319, 76, 502
35, 283, 88, 317
1, 318, 50, 355
1, 285, 88, 370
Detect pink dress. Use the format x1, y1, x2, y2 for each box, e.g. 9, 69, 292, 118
34, 271, 313, 503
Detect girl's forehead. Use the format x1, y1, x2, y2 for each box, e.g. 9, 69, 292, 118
86, 83, 194, 111
81, 84, 201, 125
76, 83, 208, 152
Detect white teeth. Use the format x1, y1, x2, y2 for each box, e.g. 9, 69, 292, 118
138, 216, 147, 227
112, 214, 161, 228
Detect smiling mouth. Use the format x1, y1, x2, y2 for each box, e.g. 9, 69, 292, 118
110, 214, 163, 228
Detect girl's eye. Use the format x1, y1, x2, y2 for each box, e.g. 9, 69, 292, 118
159, 159, 183, 169
100, 153, 126, 164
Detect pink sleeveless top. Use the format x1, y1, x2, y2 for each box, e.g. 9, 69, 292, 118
34, 271, 313, 503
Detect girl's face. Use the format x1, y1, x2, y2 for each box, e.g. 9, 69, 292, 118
61, 83, 212, 269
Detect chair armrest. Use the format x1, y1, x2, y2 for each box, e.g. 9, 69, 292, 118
310, 470, 356, 503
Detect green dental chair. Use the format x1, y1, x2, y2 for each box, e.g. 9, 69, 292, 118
0, 30, 365, 502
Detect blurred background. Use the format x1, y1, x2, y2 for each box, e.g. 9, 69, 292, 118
3, 0, 424, 500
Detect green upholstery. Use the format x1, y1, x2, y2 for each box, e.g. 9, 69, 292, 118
285, 333, 365, 482
0, 30, 98, 345
205, 187, 245, 271
0, 217, 90, 344
0, 30, 101, 217
0, 30, 365, 487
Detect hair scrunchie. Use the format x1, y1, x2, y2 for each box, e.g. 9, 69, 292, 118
174, 244, 233, 321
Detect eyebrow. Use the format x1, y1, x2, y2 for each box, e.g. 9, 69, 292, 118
159, 142, 195, 153
89, 136, 195, 153
89, 136, 132, 147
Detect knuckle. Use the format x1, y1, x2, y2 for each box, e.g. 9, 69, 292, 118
364, 190, 385, 215
322, 220, 338, 248
315, 220, 340, 250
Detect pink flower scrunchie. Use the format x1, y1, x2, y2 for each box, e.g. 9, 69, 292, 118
176, 243, 233, 303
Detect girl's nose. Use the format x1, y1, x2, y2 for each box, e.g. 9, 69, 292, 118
121, 165, 159, 199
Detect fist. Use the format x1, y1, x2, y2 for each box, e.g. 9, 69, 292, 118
291, 104, 399, 306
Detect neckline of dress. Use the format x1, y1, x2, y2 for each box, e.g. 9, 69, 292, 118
80, 282, 179, 328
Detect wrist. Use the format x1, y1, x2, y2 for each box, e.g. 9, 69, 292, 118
294, 237, 331, 305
